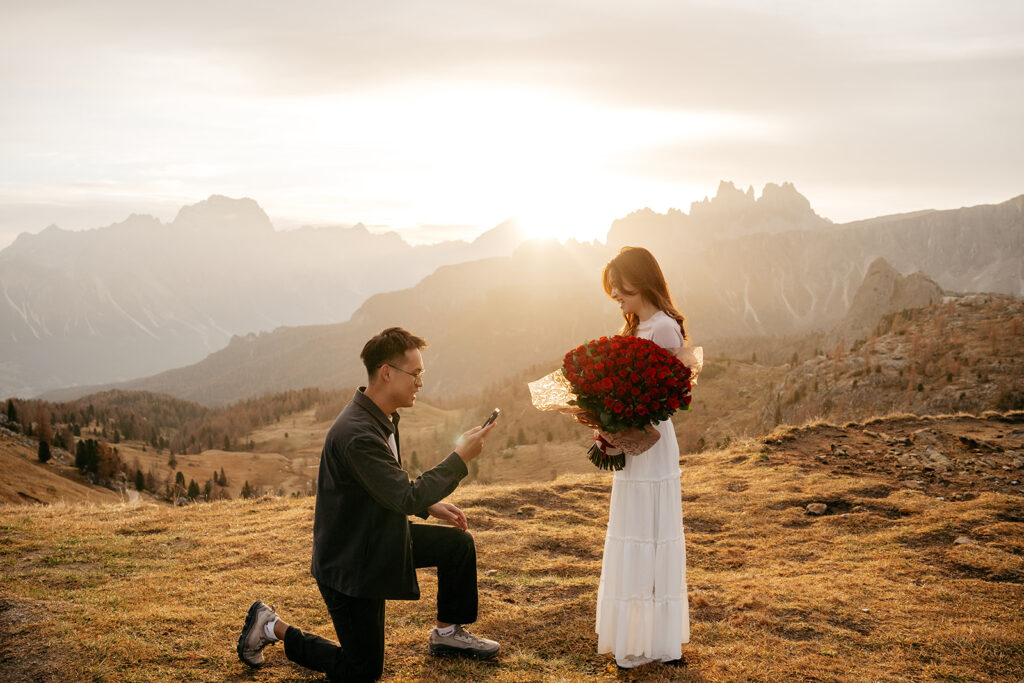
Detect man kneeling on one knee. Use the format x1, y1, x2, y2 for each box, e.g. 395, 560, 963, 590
237, 327, 499, 680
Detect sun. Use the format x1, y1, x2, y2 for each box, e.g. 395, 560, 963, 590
513, 201, 611, 243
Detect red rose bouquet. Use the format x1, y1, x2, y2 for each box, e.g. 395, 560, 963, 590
529, 335, 698, 471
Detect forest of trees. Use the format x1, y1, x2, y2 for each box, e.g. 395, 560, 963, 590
6, 387, 354, 458
2, 388, 352, 504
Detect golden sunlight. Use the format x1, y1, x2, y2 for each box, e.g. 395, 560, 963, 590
273, 84, 761, 242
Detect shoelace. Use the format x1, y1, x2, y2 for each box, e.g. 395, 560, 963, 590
452, 628, 482, 644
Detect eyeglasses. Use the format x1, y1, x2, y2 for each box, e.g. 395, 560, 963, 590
384, 363, 425, 381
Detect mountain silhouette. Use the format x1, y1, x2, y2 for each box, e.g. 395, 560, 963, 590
0, 196, 528, 397
36, 190, 1023, 405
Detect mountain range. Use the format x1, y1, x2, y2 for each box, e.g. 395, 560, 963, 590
8, 183, 1022, 403
0, 196, 527, 397
37, 190, 1023, 405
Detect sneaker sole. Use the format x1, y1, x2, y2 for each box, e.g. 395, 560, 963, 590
428, 643, 499, 661
237, 601, 264, 668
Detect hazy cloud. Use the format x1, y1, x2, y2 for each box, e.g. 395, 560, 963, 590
1, 0, 1022, 238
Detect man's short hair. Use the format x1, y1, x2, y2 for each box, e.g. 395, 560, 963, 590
360, 327, 428, 379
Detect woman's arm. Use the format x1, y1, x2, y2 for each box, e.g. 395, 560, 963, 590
649, 316, 685, 349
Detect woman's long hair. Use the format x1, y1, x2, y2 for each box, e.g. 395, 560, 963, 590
602, 246, 688, 340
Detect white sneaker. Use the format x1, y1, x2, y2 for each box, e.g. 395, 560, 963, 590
428, 625, 500, 660
236, 600, 277, 667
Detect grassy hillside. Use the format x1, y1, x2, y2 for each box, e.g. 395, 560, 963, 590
0, 427, 122, 505
1, 413, 1021, 682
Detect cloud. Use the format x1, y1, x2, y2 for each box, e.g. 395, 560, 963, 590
1, 1, 1022, 235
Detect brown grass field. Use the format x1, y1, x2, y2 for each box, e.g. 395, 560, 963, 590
1, 413, 1022, 682
0, 432, 123, 506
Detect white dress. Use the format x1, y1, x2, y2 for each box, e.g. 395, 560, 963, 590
595, 310, 689, 667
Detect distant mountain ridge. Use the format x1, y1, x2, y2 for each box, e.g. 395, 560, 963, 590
40, 190, 1023, 407
11, 185, 1024, 403
617, 192, 1023, 340
0, 196, 528, 397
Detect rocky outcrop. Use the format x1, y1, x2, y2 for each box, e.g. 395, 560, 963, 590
832, 258, 944, 344
687, 181, 831, 238
606, 180, 829, 249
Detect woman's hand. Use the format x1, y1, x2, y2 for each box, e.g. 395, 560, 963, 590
427, 502, 468, 531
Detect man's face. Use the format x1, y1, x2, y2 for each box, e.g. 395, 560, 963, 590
387, 348, 425, 408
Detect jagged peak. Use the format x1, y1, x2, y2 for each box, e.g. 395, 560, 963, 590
171, 195, 274, 233
864, 256, 899, 277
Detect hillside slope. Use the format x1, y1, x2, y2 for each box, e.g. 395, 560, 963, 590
1, 413, 1021, 682
0, 428, 122, 505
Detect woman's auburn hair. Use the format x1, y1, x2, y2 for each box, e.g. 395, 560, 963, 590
602, 246, 688, 340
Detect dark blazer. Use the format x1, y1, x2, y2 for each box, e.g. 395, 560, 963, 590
310, 388, 468, 599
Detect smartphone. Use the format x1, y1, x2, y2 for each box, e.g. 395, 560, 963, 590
481, 408, 501, 428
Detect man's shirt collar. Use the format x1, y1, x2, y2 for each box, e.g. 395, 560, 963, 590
354, 387, 400, 433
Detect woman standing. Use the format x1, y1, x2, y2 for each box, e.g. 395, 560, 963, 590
595, 246, 689, 669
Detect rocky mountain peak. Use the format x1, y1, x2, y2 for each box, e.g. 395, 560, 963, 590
833, 257, 944, 344
171, 195, 274, 234
758, 182, 814, 214
687, 180, 829, 238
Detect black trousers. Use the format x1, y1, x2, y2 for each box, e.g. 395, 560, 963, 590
283, 523, 478, 682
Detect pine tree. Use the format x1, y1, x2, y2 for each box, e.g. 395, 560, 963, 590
241, 481, 253, 499
187, 479, 200, 500
37, 440, 51, 464
75, 439, 100, 475
219, 467, 228, 486
5, 399, 17, 425
135, 470, 145, 492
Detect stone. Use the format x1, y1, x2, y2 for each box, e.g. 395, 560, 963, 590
912, 428, 942, 447
953, 536, 976, 545
900, 480, 925, 490
898, 454, 917, 468
921, 447, 951, 472
484, 569, 498, 576
806, 503, 828, 515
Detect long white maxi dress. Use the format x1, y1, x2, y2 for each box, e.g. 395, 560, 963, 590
595, 310, 689, 667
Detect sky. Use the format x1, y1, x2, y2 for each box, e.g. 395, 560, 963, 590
1, 0, 1022, 249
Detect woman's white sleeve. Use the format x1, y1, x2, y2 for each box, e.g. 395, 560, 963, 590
650, 319, 684, 349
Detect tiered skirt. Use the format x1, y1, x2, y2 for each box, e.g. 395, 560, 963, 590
595, 419, 688, 666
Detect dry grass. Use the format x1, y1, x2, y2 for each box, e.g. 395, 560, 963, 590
0, 434, 122, 506
2, 419, 1023, 682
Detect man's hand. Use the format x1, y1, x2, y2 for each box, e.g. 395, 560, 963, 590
455, 422, 495, 463
427, 502, 468, 531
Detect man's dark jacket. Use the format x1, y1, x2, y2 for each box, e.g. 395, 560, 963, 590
310, 389, 468, 599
